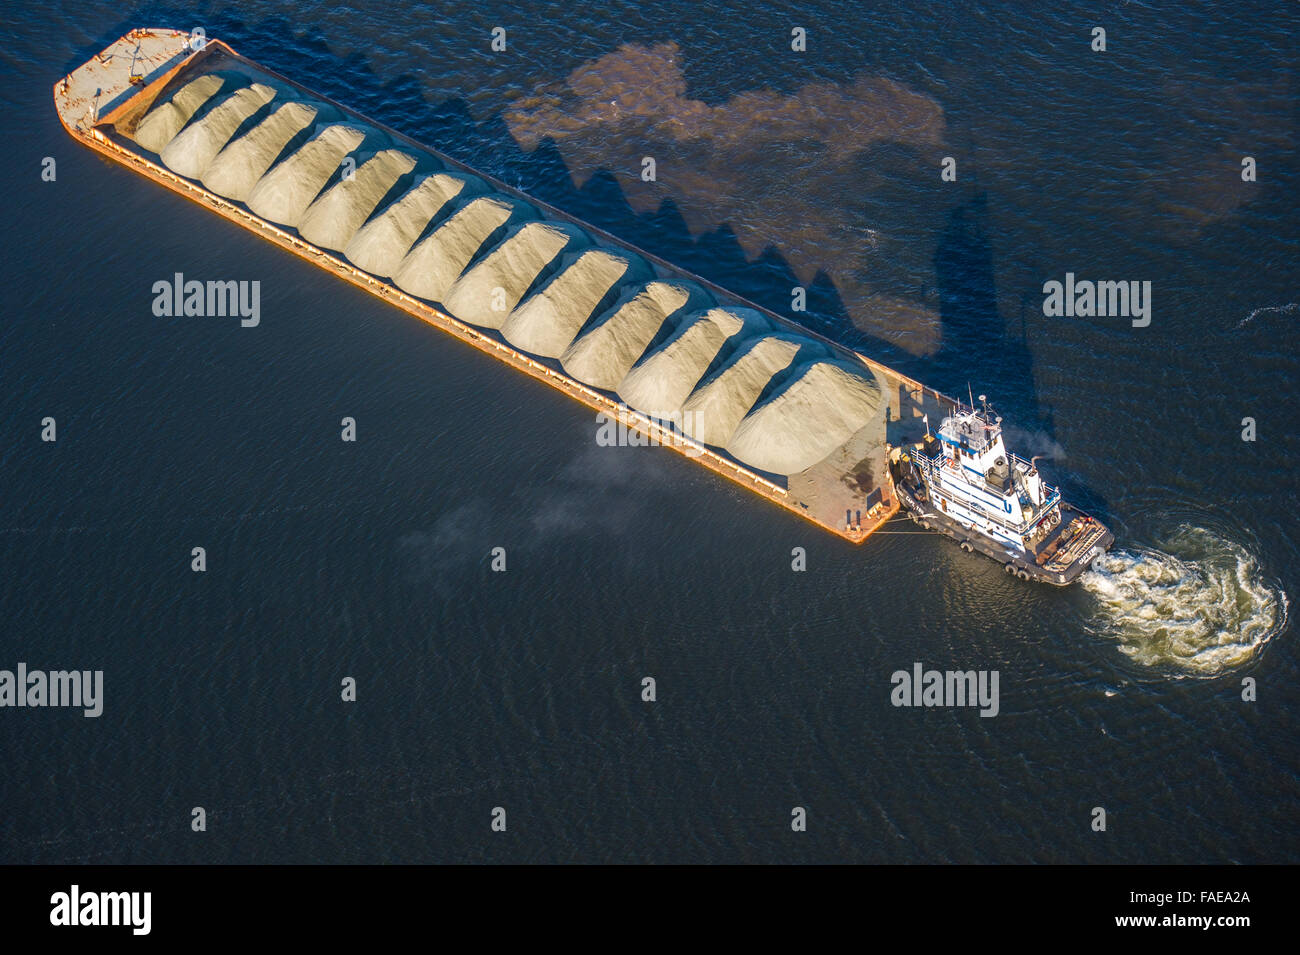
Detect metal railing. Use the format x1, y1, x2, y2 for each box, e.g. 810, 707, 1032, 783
910, 448, 1061, 536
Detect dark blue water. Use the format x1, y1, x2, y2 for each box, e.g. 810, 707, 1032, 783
1, 0, 1296, 862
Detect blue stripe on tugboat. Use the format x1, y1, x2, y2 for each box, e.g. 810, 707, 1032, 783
891, 395, 1113, 585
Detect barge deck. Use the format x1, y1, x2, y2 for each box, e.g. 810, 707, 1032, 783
55, 28, 961, 547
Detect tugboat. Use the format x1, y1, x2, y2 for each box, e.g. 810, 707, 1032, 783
891, 395, 1113, 584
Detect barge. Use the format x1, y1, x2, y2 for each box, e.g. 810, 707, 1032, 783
54, 28, 1111, 581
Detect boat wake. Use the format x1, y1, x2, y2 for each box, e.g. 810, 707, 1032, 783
1080, 526, 1287, 676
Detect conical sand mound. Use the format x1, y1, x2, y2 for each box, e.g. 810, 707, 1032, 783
443, 221, 590, 329
617, 307, 768, 421
392, 196, 536, 303
726, 360, 883, 475
201, 101, 330, 202
298, 148, 421, 251
499, 248, 650, 358
560, 281, 714, 391
159, 83, 277, 180
132, 73, 241, 154
680, 334, 825, 446
343, 172, 486, 277
246, 124, 383, 228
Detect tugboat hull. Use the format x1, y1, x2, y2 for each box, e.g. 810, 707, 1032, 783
896, 477, 1113, 586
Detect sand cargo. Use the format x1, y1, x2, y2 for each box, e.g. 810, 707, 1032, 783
55, 28, 960, 546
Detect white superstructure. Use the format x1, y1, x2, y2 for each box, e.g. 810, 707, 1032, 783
912, 398, 1062, 556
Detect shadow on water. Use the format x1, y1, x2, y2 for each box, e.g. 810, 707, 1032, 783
923, 186, 1114, 512
932, 190, 1037, 416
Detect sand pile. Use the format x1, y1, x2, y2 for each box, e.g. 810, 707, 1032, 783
132, 73, 239, 153
159, 83, 277, 180
393, 196, 536, 302
617, 307, 767, 420
680, 334, 825, 446
499, 249, 650, 358
560, 281, 713, 390
201, 101, 330, 202
343, 172, 487, 277
443, 222, 590, 328
297, 148, 421, 251
135, 69, 884, 479
246, 124, 384, 228
727, 360, 882, 475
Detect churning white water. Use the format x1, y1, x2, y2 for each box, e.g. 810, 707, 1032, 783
1081, 526, 1287, 676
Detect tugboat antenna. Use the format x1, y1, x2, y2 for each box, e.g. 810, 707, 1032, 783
968, 383, 975, 413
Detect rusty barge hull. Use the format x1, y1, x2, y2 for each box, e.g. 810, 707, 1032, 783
54, 28, 959, 546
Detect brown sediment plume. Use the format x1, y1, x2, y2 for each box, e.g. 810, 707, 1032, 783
1146, 77, 1294, 241
506, 43, 944, 160
504, 42, 948, 355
